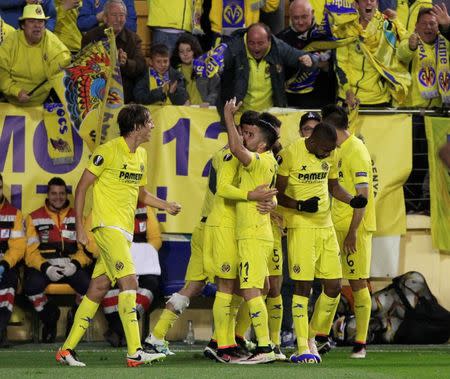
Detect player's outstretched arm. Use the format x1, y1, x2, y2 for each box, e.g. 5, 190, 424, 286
75, 169, 97, 246
223, 97, 252, 167
139, 187, 181, 215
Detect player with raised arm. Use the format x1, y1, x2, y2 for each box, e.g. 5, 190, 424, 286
223, 97, 279, 364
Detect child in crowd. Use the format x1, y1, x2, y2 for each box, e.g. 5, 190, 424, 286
172, 34, 220, 107
134, 43, 188, 105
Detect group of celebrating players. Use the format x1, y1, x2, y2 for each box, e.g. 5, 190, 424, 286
56, 99, 374, 367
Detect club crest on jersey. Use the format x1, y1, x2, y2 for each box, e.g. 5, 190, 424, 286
276, 155, 283, 164
115, 261, 124, 271
293, 264, 301, 274
221, 263, 231, 273
93, 155, 104, 166
223, 153, 233, 162
321, 161, 329, 171
140, 163, 145, 172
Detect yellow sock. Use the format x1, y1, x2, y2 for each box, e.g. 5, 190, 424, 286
63, 296, 99, 350
235, 300, 251, 338
266, 295, 283, 346
228, 295, 243, 346
353, 287, 371, 344
247, 296, 270, 347
118, 290, 141, 355
213, 291, 233, 348
292, 295, 309, 352
310, 292, 340, 338
153, 308, 178, 341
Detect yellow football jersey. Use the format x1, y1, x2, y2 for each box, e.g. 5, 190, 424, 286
87, 137, 147, 235
277, 138, 338, 228
235, 150, 278, 241
207, 147, 244, 228
331, 135, 376, 232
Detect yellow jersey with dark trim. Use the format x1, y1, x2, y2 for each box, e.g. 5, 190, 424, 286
332, 134, 376, 232
207, 147, 240, 227
87, 137, 147, 235
236, 150, 278, 240
277, 138, 338, 228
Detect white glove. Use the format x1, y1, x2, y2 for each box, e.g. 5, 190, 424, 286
61, 261, 77, 277
46, 265, 64, 282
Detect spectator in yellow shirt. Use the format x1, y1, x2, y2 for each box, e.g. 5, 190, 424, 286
0, 4, 71, 106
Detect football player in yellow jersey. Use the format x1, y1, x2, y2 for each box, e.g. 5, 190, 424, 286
259, 112, 286, 360
276, 122, 368, 364
143, 177, 213, 356
204, 111, 277, 363
145, 111, 276, 360
57, 104, 181, 367
322, 105, 375, 359
223, 98, 279, 364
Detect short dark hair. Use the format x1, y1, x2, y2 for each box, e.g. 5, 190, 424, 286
47, 177, 67, 191
150, 43, 170, 58
240, 110, 260, 126
117, 104, 151, 137
247, 22, 272, 40
257, 119, 279, 150
321, 104, 348, 130
417, 7, 434, 23
310, 122, 337, 143
299, 111, 321, 128
172, 33, 203, 67
260, 112, 282, 130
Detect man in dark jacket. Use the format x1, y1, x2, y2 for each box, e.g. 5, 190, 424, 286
277, 0, 336, 108
218, 22, 317, 119
81, 0, 145, 103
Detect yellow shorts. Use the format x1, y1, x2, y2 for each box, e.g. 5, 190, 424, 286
267, 244, 283, 277
238, 239, 271, 289
203, 224, 238, 280
92, 227, 134, 285
287, 227, 342, 281
336, 229, 373, 280
185, 222, 207, 282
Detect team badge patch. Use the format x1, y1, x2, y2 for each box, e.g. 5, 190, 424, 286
221, 263, 231, 273
321, 161, 329, 171
223, 153, 232, 161
93, 155, 104, 166
115, 261, 124, 271
293, 264, 301, 274
140, 163, 145, 172
355, 171, 368, 177
276, 155, 283, 164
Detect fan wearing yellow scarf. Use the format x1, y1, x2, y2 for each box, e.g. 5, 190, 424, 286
397, 7, 450, 108
334, 0, 410, 107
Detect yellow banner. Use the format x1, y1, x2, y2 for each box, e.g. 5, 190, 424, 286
0, 105, 411, 235
425, 117, 450, 252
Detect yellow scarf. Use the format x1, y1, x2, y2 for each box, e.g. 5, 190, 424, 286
331, 11, 411, 104
416, 35, 450, 104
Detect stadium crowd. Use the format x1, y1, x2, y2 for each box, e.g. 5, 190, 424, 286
0, 0, 449, 368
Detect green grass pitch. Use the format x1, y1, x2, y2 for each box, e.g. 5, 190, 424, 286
0, 343, 449, 378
